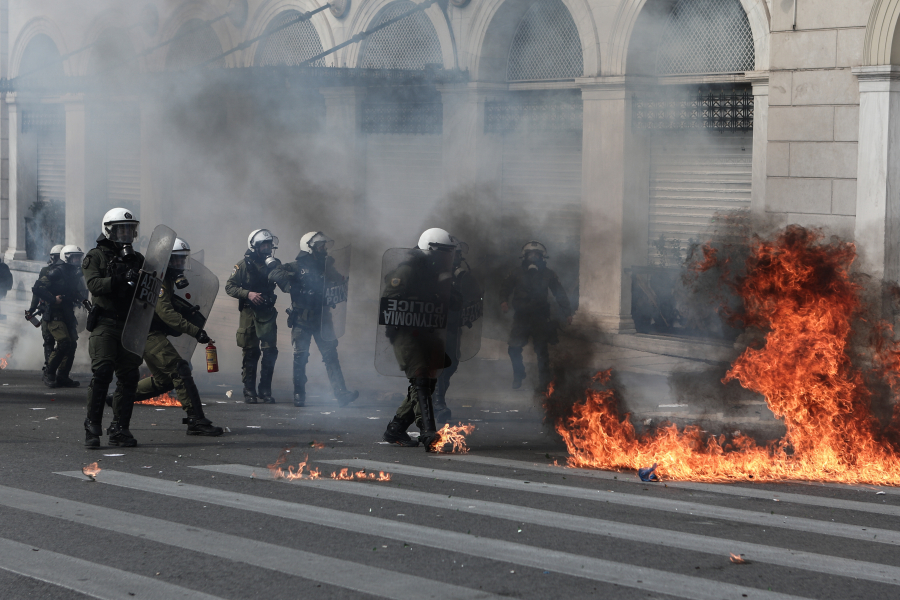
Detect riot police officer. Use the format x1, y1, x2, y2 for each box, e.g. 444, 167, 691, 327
26, 244, 63, 371
269, 231, 358, 408
226, 229, 279, 403
33, 245, 86, 388
500, 241, 573, 392
133, 238, 222, 436
82, 208, 145, 448
382, 228, 456, 450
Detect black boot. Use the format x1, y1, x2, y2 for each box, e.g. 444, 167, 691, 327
106, 421, 137, 447
57, 377, 80, 388
383, 416, 418, 447
42, 370, 58, 388
293, 391, 305, 407
84, 419, 102, 448
433, 396, 452, 423
415, 377, 439, 452
325, 355, 358, 407
243, 381, 258, 404
258, 348, 277, 403
183, 403, 223, 437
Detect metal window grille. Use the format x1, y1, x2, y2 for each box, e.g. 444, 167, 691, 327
256, 10, 326, 67
359, 1, 443, 70
633, 85, 753, 132
656, 0, 754, 75
485, 98, 582, 134
507, 0, 583, 82
362, 102, 443, 134
166, 19, 225, 70
22, 107, 65, 134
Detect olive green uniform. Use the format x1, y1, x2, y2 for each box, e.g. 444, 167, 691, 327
32, 263, 86, 383
82, 236, 145, 442
28, 265, 54, 367
225, 250, 278, 400
135, 271, 202, 407
269, 252, 351, 402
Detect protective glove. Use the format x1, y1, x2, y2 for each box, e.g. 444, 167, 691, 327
196, 330, 211, 344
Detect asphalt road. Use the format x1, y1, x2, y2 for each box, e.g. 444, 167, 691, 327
0, 369, 898, 600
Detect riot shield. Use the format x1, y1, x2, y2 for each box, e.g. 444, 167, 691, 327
121, 224, 176, 357
375, 248, 454, 378
321, 244, 351, 342
169, 257, 219, 361
452, 269, 484, 362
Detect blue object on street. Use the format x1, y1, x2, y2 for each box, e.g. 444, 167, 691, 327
638, 463, 659, 482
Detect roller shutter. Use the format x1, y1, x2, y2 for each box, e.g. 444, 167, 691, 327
107, 129, 141, 208
365, 134, 443, 234
648, 132, 751, 262
37, 135, 66, 204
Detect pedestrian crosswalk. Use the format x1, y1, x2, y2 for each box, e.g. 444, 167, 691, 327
0, 453, 896, 599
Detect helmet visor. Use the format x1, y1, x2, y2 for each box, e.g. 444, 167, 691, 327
110, 223, 138, 244
169, 254, 188, 271
66, 253, 84, 266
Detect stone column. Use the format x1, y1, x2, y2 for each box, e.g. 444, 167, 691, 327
576, 77, 650, 334
853, 66, 900, 282
746, 71, 769, 217
438, 83, 505, 194
139, 100, 164, 231
4, 93, 28, 260
320, 87, 366, 226
63, 95, 87, 249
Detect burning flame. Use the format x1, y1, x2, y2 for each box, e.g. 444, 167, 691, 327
555, 226, 900, 485
267, 450, 388, 481
82, 462, 101, 480
729, 554, 748, 564
136, 391, 181, 407
0, 352, 11, 369
309, 441, 325, 449
330, 468, 391, 481
432, 423, 475, 453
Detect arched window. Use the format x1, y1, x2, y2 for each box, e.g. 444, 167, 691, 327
359, 1, 443, 70
87, 29, 136, 75
19, 34, 63, 78
256, 11, 325, 66
507, 0, 583, 82
656, 0, 754, 75
166, 19, 224, 70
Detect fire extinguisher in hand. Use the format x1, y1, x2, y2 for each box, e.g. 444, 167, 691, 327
206, 341, 219, 373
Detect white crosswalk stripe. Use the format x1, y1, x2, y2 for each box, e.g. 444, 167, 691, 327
0, 484, 498, 600
195, 463, 900, 586
435, 455, 900, 513
318, 459, 900, 545
0, 536, 226, 600
56, 469, 813, 600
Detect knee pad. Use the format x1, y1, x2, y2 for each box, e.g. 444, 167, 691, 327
92, 364, 115, 385
118, 368, 140, 388
175, 360, 193, 380
320, 347, 339, 364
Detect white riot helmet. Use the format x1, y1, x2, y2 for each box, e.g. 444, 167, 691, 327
170, 238, 191, 288
60, 245, 84, 266
417, 228, 455, 253
49, 244, 64, 264
299, 231, 334, 255
101, 207, 139, 245
248, 228, 278, 256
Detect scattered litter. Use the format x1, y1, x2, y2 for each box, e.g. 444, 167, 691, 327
155, 409, 165, 411
82, 463, 100, 481
224, 427, 231, 432
481, 410, 490, 413
638, 463, 659, 482
658, 404, 688, 408
507, 410, 519, 413
320, 412, 332, 415
247, 426, 261, 429
103, 453, 124, 457
45, 416, 57, 420
2, 383, 8, 386
397, 514, 405, 517
141, 466, 152, 469
643, 418, 653, 426
876, 491, 886, 495
376, 441, 390, 445
215, 401, 227, 404
729, 553, 749, 564
225, 390, 233, 398
408, 432, 420, 438
30, 408, 46, 410
367, 417, 380, 420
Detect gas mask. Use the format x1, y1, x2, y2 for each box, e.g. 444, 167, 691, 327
119, 244, 136, 259
524, 251, 545, 271
169, 255, 189, 289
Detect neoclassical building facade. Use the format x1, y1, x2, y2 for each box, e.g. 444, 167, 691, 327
2, 0, 899, 344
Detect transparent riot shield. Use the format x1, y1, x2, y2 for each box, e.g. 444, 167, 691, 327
321, 245, 351, 342
169, 257, 220, 361
121, 224, 176, 357
453, 269, 484, 362
375, 248, 454, 378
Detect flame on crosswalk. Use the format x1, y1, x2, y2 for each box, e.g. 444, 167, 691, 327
267, 449, 389, 482
433, 423, 475, 454
330, 468, 391, 481
136, 391, 181, 407
82, 462, 101, 480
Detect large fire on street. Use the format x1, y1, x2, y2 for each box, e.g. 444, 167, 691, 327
553, 226, 900, 485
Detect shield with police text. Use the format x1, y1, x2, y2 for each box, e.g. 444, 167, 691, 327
450, 267, 484, 362
320, 244, 351, 342
375, 247, 454, 378
121, 224, 176, 357
169, 257, 220, 362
